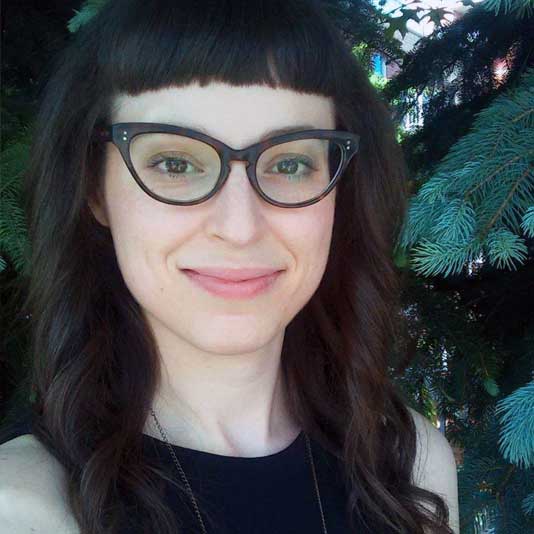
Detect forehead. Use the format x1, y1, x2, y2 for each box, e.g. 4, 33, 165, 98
111, 82, 335, 148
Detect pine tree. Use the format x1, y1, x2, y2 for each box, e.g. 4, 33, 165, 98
397, 67, 534, 277
384, 1, 534, 531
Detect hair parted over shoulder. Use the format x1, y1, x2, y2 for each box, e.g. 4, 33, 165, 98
4, 0, 453, 532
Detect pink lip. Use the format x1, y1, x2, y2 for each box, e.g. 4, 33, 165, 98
182, 267, 281, 281
182, 269, 283, 299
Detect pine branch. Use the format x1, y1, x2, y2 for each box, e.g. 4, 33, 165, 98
495, 380, 534, 469
522, 492, 534, 517
520, 206, 534, 237
482, 0, 534, 19
67, 0, 109, 33
400, 67, 534, 277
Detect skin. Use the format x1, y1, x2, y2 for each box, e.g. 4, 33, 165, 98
89, 82, 337, 457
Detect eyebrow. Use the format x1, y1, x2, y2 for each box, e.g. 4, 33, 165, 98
183, 123, 318, 143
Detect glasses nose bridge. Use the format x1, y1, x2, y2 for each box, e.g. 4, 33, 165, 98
220, 147, 261, 188
223, 146, 256, 170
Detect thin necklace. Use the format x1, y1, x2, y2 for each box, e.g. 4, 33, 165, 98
149, 408, 329, 534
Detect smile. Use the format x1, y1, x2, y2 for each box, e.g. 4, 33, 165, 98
181, 269, 283, 299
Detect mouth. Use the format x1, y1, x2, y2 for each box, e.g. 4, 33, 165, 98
181, 269, 284, 299
181, 267, 283, 282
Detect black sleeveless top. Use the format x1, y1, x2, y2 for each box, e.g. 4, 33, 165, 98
1, 414, 384, 534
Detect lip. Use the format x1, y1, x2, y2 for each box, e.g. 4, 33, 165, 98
181, 269, 283, 299
181, 267, 282, 282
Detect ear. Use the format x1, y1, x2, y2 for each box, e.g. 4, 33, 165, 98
88, 189, 110, 227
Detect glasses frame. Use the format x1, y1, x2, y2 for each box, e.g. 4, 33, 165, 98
91, 122, 360, 208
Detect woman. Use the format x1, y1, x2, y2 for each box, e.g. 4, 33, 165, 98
0, 0, 459, 533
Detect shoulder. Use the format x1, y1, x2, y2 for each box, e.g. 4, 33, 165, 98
406, 406, 460, 534
0, 434, 80, 533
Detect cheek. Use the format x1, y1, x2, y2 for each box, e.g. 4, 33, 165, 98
283, 196, 335, 294
307, 201, 335, 278
103, 152, 191, 251
102, 168, 184, 296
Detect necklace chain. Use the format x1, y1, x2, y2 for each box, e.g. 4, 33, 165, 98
149, 408, 329, 534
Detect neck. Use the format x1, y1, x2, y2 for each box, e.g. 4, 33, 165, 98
144, 363, 301, 457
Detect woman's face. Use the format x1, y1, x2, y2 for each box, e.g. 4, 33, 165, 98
90, 82, 336, 356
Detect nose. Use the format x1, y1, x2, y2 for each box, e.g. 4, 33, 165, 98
219, 156, 256, 192
217, 158, 259, 204
206, 159, 265, 243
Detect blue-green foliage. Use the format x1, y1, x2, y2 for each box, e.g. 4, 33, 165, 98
67, 0, 109, 33
522, 492, 534, 517
520, 205, 534, 237
398, 67, 534, 277
481, 0, 534, 18
495, 380, 534, 469
457, 403, 534, 533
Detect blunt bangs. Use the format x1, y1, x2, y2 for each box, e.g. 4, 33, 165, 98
89, 0, 348, 100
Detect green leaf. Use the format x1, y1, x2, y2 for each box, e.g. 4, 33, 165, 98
419, 7, 455, 28
384, 9, 421, 40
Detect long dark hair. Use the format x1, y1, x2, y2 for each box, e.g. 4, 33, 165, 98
3, 0, 453, 533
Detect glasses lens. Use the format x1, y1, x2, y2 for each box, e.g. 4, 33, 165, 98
129, 133, 221, 202
129, 134, 343, 204
256, 138, 342, 203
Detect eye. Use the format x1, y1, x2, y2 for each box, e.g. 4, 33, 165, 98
147, 154, 203, 177
266, 156, 316, 177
